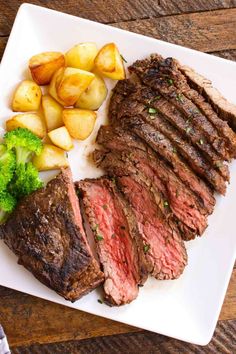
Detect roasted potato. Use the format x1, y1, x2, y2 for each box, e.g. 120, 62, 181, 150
33, 144, 69, 171
6, 113, 46, 138
29, 52, 65, 85
75, 74, 107, 110
48, 126, 73, 151
63, 108, 96, 140
49, 67, 67, 106
65, 43, 98, 71
42, 94, 63, 131
12, 80, 42, 112
57, 67, 95, 106
94, 43, 125, 80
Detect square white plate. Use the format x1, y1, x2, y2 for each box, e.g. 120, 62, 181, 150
0, 4, 235, 345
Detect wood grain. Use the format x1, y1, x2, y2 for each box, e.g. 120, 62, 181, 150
0, 267, 235, 348
114, 8, 236, 52
0, 1, 235, 35
10, 320, 236, 354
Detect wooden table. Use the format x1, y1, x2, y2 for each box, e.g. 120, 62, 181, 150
0, 1, 236, 352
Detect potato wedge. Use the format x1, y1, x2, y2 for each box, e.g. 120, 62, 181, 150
48, 126, 73, 151
33, 144, 69, 171
63, 108, 96, 140
42, 95, 63, 131
6, 113, 46, 138
75, 74, 107, 110
29, 52, 65, 85
65, 43, 98, 71
94, 43, 125, 80
12, 80, 42, 112
57, 67, 95, 106
49, 67, 66, 106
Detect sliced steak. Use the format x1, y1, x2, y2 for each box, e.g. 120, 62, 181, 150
94, 149, 205, 241
179, 64, 236, 132
76, 177, 148, 306
120, 98, 229, 184
0, 168, 104, 302
165, 57, 236, 158
116, 175, 187, 279
129, 56, 230, 161
111, 80, 229, 171
96, 124, 215, 214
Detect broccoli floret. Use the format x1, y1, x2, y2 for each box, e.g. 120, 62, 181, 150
0, 191, 17, 224
4, 128, 43, 165
0, 144, 16, 190
9, 162, 44, 199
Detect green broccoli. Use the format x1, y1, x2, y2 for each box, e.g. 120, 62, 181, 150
4, 128, 43, 165
0, 144, 16, 190
9, 162, 43, 198
0, 191, 17, 224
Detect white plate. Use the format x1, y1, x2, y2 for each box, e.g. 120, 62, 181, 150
0, 4, 235, 345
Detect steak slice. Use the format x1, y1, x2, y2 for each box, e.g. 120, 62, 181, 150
76, 177, 148, 306
116, 175, 187, 279
179, 64, 236, 132
163, 57, 236, 158
94, 149, 204, 241
129, 56, 230, 161
96, 125, 215, 214
0, 168, 104, 302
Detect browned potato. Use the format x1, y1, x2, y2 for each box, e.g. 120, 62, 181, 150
94, 43, 125, 80
75, 74, 107, 110
29, 52, 65, 85
6, 113, 46, 138
48, 67, 66, 106
33, 144, 69, 171
63, 108, 96, 140
42, 94, 63, 131
65, 43, 98, 71
57, 67, 95, 106
48, 126, 73, 151
12, 80, 42, 112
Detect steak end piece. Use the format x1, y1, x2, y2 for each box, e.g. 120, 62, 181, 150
179, 64, 236, 132
77, 177, 148, 306
0, 168, 104, 302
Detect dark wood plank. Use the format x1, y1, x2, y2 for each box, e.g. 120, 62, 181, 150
0, 1, 236, 35
0, 267, 235, 347
1, 9, 236, 60
113, 8, 236, 52
11, 320, 236, 353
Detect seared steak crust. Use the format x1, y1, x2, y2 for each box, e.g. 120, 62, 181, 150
179, 64, 236, 132
129, 55, 231, 161
77, 177, 148, 306
0, 168, 104, 301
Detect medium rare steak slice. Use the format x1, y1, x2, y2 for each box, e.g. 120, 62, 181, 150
129, 56, 230, 161
116, 175, 187, 279
0, 168, 104, 302
94, 149, 203, 241
77, 178, 148, 306
179, 64, 236, 132
96, 125, 215, 214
